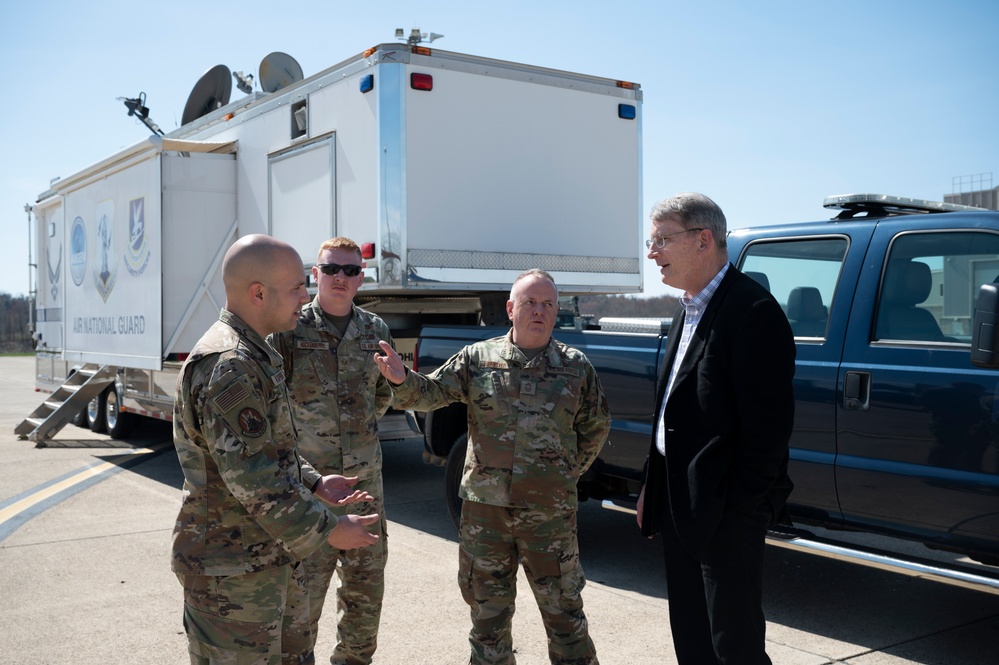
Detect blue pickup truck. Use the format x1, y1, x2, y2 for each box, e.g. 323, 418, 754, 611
412, 194, 999, 567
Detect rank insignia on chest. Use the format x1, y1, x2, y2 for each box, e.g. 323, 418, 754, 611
271, 370, 286, 386
521, 379, 536, 395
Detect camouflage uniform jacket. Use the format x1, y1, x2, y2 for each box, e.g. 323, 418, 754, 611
171, 309, 335, 577
392, 331, 611, 510
271, 299, 394, 478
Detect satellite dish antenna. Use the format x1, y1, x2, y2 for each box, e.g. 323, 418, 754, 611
181, 64, 232, 125
259, 52, 304, 93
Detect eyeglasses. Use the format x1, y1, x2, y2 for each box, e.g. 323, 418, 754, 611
645, 227, 705, 250
316, 263, 362, 277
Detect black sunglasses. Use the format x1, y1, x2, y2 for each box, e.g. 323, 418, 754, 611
316, 263, 362, 277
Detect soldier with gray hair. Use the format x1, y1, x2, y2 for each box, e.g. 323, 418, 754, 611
171, 234, 380, 665
374, 268, 611, 665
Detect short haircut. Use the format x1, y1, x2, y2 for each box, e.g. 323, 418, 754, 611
317, 237, 361, 262
649, 192, 727, 250
510, 268, 558, 299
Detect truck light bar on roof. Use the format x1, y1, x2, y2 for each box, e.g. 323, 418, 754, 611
823, 193, 987, 220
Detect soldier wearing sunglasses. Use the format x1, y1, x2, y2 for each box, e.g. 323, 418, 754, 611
271, 237, 394, 665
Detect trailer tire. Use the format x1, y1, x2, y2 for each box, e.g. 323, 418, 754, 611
105, 386, 136, 440
71, 406, 88, 428
444, 432, 468, 533
87, 390, 108, 433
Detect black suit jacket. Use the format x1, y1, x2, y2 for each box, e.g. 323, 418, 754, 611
641, 265, 795, 559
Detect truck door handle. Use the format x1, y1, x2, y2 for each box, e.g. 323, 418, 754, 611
843, 371, 871, 411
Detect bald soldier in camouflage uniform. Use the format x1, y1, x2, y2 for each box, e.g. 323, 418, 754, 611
375, 269, 611, 665
271, 237, 393, 665
172, 234, 380, 665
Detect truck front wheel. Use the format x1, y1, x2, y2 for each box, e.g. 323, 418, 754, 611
444, 433, 467, 533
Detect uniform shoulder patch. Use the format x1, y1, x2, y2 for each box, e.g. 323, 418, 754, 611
237, 408, 267, 438
214, 381, 249, 412
208, 374, 272, 446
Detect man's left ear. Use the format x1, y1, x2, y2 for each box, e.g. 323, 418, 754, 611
249, 281, 266, 306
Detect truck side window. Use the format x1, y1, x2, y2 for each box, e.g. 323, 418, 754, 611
739, 237, 847, 340
875, 231, 999, 345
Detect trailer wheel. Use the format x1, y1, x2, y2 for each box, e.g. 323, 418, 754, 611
444, 432, 468, 533
70, 405, 88, 428
105, 386, 136, 440
87, 390, 108, 433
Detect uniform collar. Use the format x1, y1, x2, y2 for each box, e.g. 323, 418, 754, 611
304, 297, 356, 335
220, 308, 284, 367
502, 329, 562, 367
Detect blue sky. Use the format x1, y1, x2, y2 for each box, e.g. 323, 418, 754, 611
1, 0, 996, 299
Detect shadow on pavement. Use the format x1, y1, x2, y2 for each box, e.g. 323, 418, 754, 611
64, 416, 999, 664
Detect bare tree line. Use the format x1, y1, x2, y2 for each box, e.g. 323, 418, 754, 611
0, 293, 33, 352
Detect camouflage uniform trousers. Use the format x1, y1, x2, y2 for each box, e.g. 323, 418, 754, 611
298, 472, 387, 665
459, 500, 598, 665
177, 560, 314, 665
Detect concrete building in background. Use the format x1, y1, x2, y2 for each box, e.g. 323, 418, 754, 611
945, 173, 998, 210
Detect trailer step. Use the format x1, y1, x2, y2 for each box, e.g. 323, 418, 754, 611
14, 365, 115, 443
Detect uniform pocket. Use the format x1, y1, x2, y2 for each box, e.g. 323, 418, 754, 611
179, 569, 289, 655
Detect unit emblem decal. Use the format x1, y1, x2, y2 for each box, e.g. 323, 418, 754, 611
70, 217, 87, 287
93, 200, 118, 302
125, 196, 150, 277
47, 244, 62, 299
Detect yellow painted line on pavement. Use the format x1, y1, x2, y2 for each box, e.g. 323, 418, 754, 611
0, 443, 170, 538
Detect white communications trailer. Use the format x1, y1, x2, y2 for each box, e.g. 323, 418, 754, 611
18, 42, 643, 444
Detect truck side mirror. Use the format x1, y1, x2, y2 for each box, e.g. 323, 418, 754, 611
971, 283, 999, 368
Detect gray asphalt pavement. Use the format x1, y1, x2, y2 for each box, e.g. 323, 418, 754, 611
2, 355, 998, 664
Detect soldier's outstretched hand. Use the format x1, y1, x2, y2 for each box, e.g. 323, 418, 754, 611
373, 340, 407, 385
328, 513, 381, 549
314, 474, 374, 506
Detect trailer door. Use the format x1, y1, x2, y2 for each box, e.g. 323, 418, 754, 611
268, 135, 336, 263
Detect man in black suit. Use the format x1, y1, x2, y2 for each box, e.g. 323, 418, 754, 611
637, 192, 795, 664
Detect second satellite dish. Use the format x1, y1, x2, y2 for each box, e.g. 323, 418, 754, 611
259, 52, 304, 93
182, 64, 232, 125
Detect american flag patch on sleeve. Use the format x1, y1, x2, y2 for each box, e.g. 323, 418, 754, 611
214, 381, 249, 412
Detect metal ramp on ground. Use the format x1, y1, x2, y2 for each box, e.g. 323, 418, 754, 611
14, 365, 115, 446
